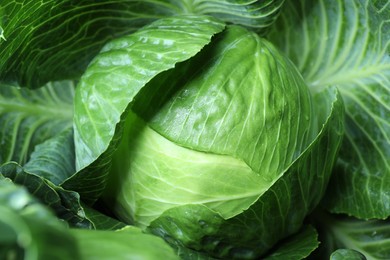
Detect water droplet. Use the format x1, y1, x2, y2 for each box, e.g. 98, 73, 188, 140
198, 220, 208, 228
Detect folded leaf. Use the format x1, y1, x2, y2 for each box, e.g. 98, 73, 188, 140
144, 70, 343, 259
68, 15, 225, 203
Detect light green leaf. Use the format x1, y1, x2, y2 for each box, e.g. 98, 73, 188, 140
134, 25, 315, 176
69, 15, 225, 202
70, 226, 179, 260
267, 0, 390, 218
137, 69, 343, 259
0, 26, 5, 41
0, 80, 74, 165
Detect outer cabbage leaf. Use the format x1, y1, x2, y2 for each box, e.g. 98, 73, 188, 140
69, 15, 225, 203
267, 0, 390, 219
263, 225, 319, 260
0, 162, 93, 229
0, 1, 167, 88
0, 178, 179, 260
0, 177, 80, 260
0, 0, 283, 88
70, 226, 179, 260
171, 0, 285, 33
23, 128, 75, 185
312, 211, 390, 259
81, 205, 126, 230
0, 81, 74, 165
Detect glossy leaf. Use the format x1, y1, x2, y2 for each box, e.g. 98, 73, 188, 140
127, 41, 344, 258
69, 15, 225, 202
0, 80, 74, 165
267, 0, 390, 219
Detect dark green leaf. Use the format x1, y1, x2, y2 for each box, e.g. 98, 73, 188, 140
0, 0, 284, 88
0, 1, 165, 88
312, 211, 390, 259
0, 162, 93, 229
0, 80, 74, 165
267, 0, 390, 219
24, 128, 75, 185
264, 225, 319, 260
0, 178, 80, 260
82, 205, 126, 230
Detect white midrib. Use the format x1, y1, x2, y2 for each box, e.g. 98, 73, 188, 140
0, 100, 73, 120
308, 63, 390, 89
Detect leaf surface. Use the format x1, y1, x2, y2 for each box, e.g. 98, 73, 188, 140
147, 87, 344, 259
0, 0, 284, 88
0, 177, 80, 260
313, 211, 390, 259
268, 0, 390, 218
0, 80, 74, 165
263, 225, 319, 260
70, 15, 225, 202
0, 162, 93, 229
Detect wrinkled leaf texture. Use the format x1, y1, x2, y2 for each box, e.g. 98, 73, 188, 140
0, 0, 284, 88
0, 81, 74, 165
69, 15, 225, 203
268, 0, 390, 219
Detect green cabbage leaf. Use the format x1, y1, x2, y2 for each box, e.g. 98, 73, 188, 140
268, 0, 390, 219
0, 0, 284, 88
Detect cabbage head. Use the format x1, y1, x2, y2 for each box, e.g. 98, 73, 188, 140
71, 16, 344, 259
97, 22, 344, 258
